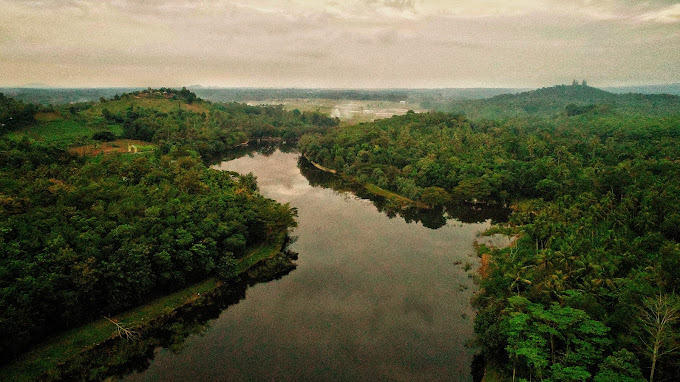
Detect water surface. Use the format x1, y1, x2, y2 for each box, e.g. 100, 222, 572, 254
125, 150, 500, 382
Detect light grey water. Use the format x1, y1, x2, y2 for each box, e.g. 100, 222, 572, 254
125, 150, 494, 382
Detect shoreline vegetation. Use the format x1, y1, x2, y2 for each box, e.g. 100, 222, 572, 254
1, 89, 319, 379
299, 85, 680, 381
304, 155, 431, 209
4, 85, 680, 381
0, 234, 292, 382
474, 232, 517, 382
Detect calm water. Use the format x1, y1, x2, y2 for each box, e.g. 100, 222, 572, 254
125, 150, 500, 382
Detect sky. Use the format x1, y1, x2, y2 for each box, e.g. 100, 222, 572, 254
1, 0, 679, 88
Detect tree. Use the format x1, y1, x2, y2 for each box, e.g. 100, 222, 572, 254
101, 107, 112, 120
637, 294, 680, 382
92, 131, 116, 141
502, 296, 611, 381
594, 349, 645, 382
420, 186, 451, 206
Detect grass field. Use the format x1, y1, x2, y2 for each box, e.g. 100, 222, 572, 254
6, 119, 123, 146
68, 139, 155, 156
0, 236, 285, 382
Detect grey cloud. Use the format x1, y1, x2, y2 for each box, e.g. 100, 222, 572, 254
0, 0, 678, 87
637, 4, 680, 23
366, 0, 415, 10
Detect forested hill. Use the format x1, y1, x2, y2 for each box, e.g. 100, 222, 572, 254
446, 83, 680, 119
0, 90, 315, 365
2, 88, 339, 157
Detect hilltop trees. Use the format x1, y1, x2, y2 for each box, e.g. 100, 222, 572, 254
0, 93, 37, 134
96, 89, 339, 156
444, 84, 680, 119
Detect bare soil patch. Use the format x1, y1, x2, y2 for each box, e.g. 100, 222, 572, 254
69, 139, 152, 156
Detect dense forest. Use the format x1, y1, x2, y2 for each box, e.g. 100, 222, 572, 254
300, 85, 680, 381
0, 139, 296, 359
0, 88, 338, 363
3, 85, 680, 380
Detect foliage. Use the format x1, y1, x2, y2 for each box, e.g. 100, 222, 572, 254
594, 350, 646, 382
0, 93, 37, 134
503, 296, 610, 381
300, 88, 680, 380
0, 139, 296, 361
92, 131, 116, 142
4, 88, 339, 154
444, 84, 680, 119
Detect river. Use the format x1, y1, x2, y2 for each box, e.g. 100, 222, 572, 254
124, 149, 507, 382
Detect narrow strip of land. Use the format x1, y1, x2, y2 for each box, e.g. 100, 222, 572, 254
0, 237, 286, 382
306, 157, 430, 209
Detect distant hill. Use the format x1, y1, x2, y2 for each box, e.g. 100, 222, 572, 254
446, 83, 680, 119
3, 85, 678, 112
604, 83, 680, 96
191, 87, 531, 104
0, 88, 144, 105
20, 83, 52, 89
4, 87, 513, 106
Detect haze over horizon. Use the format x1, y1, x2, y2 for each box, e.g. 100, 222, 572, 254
1, 0, 679, 89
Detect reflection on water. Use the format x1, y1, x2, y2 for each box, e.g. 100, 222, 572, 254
124, 149, 506, 382
47, 257, 296, 381
297, 155, 509, 228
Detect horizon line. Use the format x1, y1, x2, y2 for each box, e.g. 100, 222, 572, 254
2, 83, 680, 91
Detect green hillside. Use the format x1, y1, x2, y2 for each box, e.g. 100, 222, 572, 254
4, 88, 339, 155
446, 83, 680, 119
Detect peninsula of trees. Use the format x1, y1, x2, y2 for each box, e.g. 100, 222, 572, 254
0, 88, 336, 363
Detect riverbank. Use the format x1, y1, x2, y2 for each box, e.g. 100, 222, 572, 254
141, 149, 492, 381
474, 230, 518, 382
304, 156, 430, 209
0, 235, 291, 382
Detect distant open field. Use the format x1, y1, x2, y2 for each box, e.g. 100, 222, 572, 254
245, 98, 428, 124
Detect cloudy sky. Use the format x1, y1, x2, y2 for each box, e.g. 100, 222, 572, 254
1, 0, 679, 88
